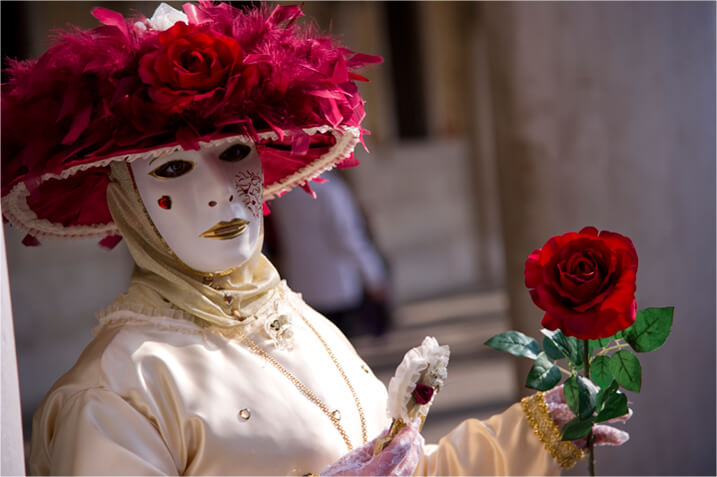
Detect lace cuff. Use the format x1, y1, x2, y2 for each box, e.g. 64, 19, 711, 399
521, 392, 586, 469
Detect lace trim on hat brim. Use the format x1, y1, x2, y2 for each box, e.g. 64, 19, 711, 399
1, 125, 360, 240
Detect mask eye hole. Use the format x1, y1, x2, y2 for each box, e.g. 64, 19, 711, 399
150, 160, 195, 179
220, 144, 252, 162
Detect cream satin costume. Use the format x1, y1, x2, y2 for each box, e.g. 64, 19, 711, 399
29, 164, 575, 475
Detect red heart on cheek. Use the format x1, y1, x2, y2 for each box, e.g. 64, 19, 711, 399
158, 195, 172, 209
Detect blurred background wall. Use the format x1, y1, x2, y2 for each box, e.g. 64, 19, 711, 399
2, 2, 714, 475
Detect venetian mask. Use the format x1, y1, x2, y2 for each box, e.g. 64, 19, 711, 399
130, 139, 264, 274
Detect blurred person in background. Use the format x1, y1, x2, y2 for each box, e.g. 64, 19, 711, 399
268, 169, 391, 338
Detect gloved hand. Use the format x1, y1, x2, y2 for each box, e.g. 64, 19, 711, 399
544, 385, 632, 448
321, 423, 424, 476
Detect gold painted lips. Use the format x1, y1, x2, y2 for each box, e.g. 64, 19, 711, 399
199, 218, 249, 240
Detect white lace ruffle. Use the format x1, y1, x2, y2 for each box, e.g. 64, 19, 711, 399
386, 336, 450, 425
2, 125, 360, 240
2, 183, 121, 239
262, 125, 361, 200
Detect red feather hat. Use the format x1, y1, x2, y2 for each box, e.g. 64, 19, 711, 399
1, 2, 381, 248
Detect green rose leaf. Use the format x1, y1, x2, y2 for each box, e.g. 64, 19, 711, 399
566, 336, 585, 369
485, 331, 542, 359
608, 350, 642, 392
565, 336, 584, 369
560, 417, 595, 441
543, 336, 565, 360
564, 375, 579, 415
596, 380, 619, 411
541, 329, 583, 367
595, 389, 629, 423
590, 355, 613, 389
525, 352, 562, 390
564, 375, 597, 420
624, 307, 674, 353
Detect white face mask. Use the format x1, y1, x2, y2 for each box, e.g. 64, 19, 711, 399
130, 140, 263, 274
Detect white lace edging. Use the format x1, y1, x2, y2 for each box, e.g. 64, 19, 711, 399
386, 336, 450, 425
262, 126, 361, 200
93, 309, 207, 337
2, 125, 360, 240
1, 184, 121, 239
93, 308, 258, 341
95, 303, 198, 326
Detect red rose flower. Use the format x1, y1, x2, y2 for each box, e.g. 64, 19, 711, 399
412, 383, 435, 405
524, 226, 638, 340
138, 22, 244, 114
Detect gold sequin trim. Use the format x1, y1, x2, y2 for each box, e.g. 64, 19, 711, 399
521, 392, 586, 469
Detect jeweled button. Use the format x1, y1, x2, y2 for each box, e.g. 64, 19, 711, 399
238, 408, 251, 420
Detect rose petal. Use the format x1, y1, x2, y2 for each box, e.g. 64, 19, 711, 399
524, 250, 543, 288
532, 286, 600, 337
579, 226, 599, 236
540, 311, 562, 331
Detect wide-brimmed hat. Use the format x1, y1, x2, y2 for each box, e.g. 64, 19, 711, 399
1, 2, 381, 247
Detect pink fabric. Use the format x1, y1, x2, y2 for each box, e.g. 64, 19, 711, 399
321, 424, 423, 476
544, 386, 631, 448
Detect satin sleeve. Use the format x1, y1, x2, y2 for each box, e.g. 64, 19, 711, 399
30, 387, 177, 476
414, 401, 574, 476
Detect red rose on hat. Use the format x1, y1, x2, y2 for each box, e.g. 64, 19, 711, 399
524, 226, 638, 340
138, 22, 244, 114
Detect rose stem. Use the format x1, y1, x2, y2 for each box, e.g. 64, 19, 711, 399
584, 340, 596, 476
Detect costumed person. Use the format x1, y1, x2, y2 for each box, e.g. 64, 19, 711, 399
1, 3, 631, 475
269, 168, 391, 338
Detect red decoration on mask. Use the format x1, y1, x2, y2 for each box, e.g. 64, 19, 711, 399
158, 195, 172, 210
234, 169, 263, 218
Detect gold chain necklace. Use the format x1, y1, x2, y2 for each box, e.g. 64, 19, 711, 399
296, 311, 368, 445
236, 307, 367, 451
